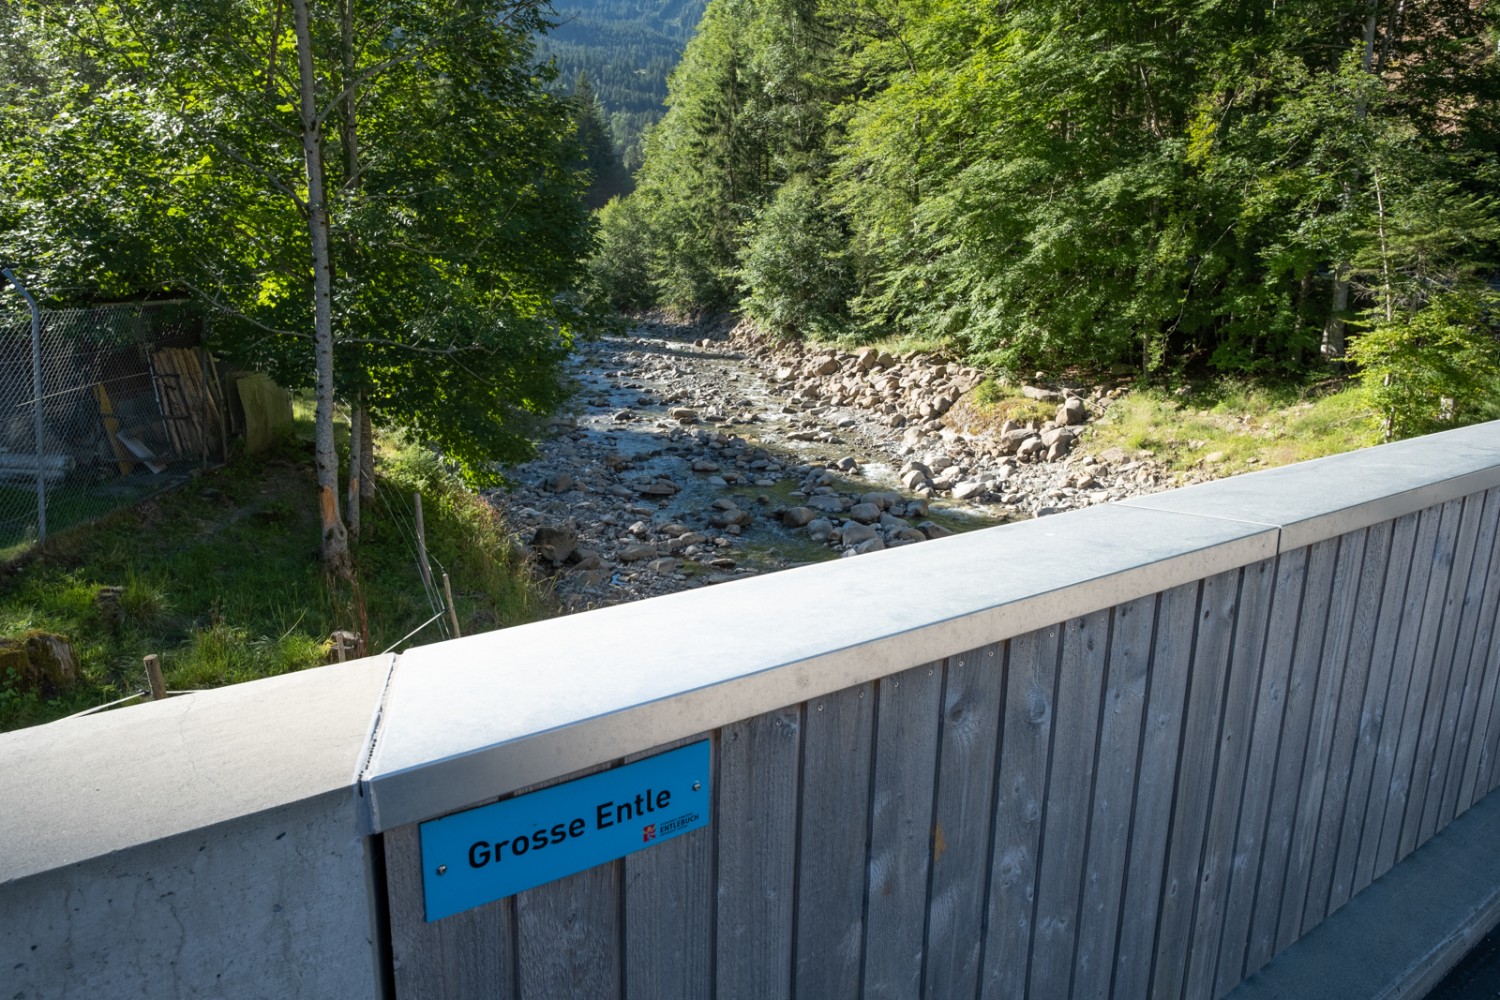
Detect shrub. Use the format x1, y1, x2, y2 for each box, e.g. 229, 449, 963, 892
1348, 289, 1500, 440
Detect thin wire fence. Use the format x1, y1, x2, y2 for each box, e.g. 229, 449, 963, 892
0, 300, 228, 557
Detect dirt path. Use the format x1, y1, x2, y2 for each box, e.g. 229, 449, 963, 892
486, 318, 1165, 611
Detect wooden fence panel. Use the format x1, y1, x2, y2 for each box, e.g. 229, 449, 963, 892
793, 682, 875, 1000
1426, 491, 1499, 835
979, 625, 1061, 1000
1351, 512, 1425, 897
1408, 495, 1485, 851
1304, 525, 1386, 926
623, 735, 714, 1000
1029, 610, 1110, 997
716, 708, 801, 1000
922, 644, 1006, 1000
1459, 494, 1500, 810
1381, 501, 1459, 870
1276, 532, 1366, 951
1213, 548, 1307, 998
863, 662, 944, 1000
1113, 582, 1199, 998
386, 822, 518, 1000
1150, 569, 1241, 1000
1072, 597, 1155, 1000
1183, 559, 1276, 1000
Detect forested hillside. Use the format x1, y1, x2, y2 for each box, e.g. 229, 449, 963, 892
541, 0, 708, 168
595, 0, 1500, 430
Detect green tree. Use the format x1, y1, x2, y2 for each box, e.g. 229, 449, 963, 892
2, 0, 597, 564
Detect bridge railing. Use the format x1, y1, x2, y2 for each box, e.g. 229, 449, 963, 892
3, 420, 1499, 1000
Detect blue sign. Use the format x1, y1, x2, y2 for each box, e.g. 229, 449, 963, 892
419, 741, 712, 922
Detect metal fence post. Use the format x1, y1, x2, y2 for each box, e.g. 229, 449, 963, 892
0, 265, 46, 541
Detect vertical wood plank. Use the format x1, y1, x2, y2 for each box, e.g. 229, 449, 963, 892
623, 735, 713, 1000
1183, 559, 1277, 1000
1431, 490, 1500, 831
793, 682, 875, 1000
1349, 512, 1428, 896
1150, 570, 1241, 1000
516, 860, 621, 998
1070, 598, 1153, 1000
978, 626, 1060, 1000
1409, 495, 1484, 849
1112, 582, 1198, 999
1458, 491, 1500, 810
862, 662, 944, 1000
1275, 532, 1367, 950
1377, 500, 1458, 870
1472, 516, 1500, 799
386, 823, 517, 1000
923, 644, 1005, 1000
1213, 548, 1307, 999
716, 707, 801, 1000
1028, 610, 1110, 998
1245, 538, 1338, 973
1304, 523, 1388, 926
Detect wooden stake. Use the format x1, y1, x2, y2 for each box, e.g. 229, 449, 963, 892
413, 492, 435, 594
442, 572, 461, 638
144, 655, 166, 701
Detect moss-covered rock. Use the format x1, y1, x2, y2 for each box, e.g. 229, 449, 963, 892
0, 632, 80, 697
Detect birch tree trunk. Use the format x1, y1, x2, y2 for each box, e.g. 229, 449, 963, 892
1322, 1, 1382, 361
291, 0, 351, 571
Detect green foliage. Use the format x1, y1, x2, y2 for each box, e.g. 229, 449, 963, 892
737, 177, 852, 337
589, 195, 656, 311
1, 0, 602, 486
1349, 290, 1500, 439
617, 0, 1499, 389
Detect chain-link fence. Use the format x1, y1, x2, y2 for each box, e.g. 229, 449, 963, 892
0, 298, 228, 557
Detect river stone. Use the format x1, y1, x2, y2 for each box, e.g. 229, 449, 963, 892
531, 524, 577, 564
812, 357, 841, 377
918, 521, 954, 539
890, 528, 927, 544
669, 407, 700, 423
807, 494, 846, 513
1059, 396, 1088, 425
952, 481, 987, 501
692, 460, 721, 472
783, 506, 816, 528
617, 543, 658, 562
840, 522, 879, 546
848, 502, 882, 524
853, 537, 886, 555
807, 518, 835, 542
637, 481, 679, 496
543, 472, 573, 493
648, 558, 680, 574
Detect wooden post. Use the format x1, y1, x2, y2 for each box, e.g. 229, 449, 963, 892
144, 655, 166, 701
413, 492, 435, 594
442, 572, 461, 638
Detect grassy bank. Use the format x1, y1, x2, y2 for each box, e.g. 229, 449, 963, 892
0, 428, 551, 731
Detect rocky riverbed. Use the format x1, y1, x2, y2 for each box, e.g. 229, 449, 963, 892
486, 316, 1186, 611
